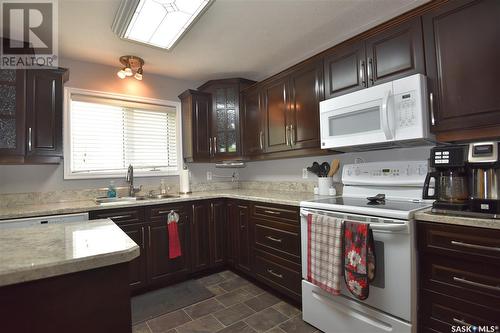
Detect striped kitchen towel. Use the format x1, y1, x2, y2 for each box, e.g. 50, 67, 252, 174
307, 213, 344, 296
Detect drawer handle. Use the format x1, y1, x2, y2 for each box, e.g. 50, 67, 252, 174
453, 318, 473, 326
263, 210, 280, 215
453, 276, 500, 292
141, 226, 145, 249
265, 235, 283, 243
267, 268, 283, 279
451, 240, 500, 252
108, 215, 132, 220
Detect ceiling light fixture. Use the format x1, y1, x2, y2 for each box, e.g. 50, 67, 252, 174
116, 55, 145, 80
112, 0, 214, 50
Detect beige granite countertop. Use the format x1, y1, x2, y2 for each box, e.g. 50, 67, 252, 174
415, 209, 500, 230
0, 189, 317, 221
0, 219, 139, 287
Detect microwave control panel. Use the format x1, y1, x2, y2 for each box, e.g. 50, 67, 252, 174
395, 90, 417, 128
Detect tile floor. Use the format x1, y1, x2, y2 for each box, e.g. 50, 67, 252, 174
132, 270, 321, 333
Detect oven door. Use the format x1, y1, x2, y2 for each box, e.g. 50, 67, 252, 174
320, 81, 394, 149
300, 208, 415, 323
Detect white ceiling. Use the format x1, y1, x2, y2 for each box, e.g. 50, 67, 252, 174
59, 0, 429, 83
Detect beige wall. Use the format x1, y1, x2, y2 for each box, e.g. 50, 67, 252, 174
0, 58, 199, 194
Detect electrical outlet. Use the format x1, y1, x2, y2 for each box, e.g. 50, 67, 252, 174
206, 171, 213, 181
302, 168, 308, 179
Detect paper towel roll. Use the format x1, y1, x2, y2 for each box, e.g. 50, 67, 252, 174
179, 169, 191, 194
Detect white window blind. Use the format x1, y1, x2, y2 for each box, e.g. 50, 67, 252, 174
68, 94, 178, 176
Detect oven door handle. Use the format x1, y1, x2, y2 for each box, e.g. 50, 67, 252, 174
300, 210, 408, 232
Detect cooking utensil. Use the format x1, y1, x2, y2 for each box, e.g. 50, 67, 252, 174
321, 162, 330, 177
328, 159, 340, 177
307, 162, 321, 177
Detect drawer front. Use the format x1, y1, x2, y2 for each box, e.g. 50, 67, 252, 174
420, 290, 499, 333
252, 203, 299, 224
148, 203, 187, 219
421, 255, 500, 307
89, 207, 145, 225
255, 251, 301, 300
418, 222, 500, 264
255, 223, 300, 258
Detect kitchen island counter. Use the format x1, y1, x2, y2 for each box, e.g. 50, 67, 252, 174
0, 218, 139, 287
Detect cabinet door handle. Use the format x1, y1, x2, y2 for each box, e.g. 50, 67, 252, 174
429, 92, 436, 126
451, 240, 500, 252
290, 124, 295, 146
285, 125, 289, 146
265, 235, 283, 243
267, 268, 283, 279
263, 210, 280, 215
453, 276, 500, 292
368, 58, 374, 85
213, 136, 217, 154
259, 131, 263, 150
148, 226, 151, 249
453, 318, 473, 327
28, 127, 32, 151
141, 226, 145, 249
209, 137, 213, 156
108, 214, 132, 220
360, 60, 366, 87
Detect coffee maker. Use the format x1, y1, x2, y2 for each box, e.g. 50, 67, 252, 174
423, 145, 469, 211
423, 141, 500, 218
467, 141, 500, 215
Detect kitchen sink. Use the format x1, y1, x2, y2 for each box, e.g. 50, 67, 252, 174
95, 194, 180, 205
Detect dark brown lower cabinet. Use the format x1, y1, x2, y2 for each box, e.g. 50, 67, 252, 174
211, 200, 226, 266
191, 202, 211, 272
120, 223, 148, 292
91, 199, 302, 302
417, 221, 500, 333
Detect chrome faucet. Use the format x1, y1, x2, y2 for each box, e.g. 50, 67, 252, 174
126, 164, 142, 197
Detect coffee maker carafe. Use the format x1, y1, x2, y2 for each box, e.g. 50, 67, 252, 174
467, 141, 500, 214
423, 145, 469, 210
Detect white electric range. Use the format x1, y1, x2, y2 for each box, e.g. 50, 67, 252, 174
300, 161, 432, 333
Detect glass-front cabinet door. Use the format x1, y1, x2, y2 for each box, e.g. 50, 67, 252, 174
213, 86, 239, 156
0, 69, 25, 159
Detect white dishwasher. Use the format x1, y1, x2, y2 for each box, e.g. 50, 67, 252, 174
0, 213, 89, 229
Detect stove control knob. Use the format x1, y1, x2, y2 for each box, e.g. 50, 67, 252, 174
354, 168, 361, 176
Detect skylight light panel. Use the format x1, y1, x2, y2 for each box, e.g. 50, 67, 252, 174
113, 0, 213, 50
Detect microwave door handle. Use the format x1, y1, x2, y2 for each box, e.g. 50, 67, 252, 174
381, 90, 393, 140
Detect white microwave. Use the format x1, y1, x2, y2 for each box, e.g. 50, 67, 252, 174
320, 74, 434, 151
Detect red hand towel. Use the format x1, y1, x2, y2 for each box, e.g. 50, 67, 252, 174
168, 219, 182, 259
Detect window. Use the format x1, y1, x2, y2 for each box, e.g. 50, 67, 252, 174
64, 88, 181, 179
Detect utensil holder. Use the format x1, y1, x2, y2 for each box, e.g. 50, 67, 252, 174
318, 177, 333, 195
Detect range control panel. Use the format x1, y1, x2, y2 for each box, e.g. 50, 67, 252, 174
342, 161, 428, 186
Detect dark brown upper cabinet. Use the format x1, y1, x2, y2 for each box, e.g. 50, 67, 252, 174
0, 69, 26, 160
324, 41, 366, 98
261, 75, 289, 153
423, 0, 500, 137
198, 78, 255, 161
324, 16, 424, 99
0, 66, 67, 164
288, 59, 324, 150
256, 59, 324, 155
25, 68, 67, 162
179, 90, 211, 162
241, 85, 264, 156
